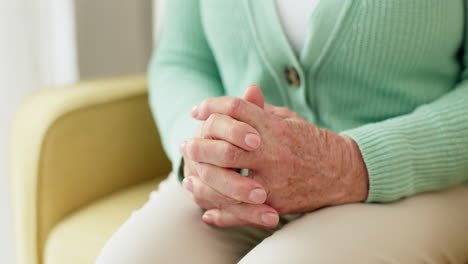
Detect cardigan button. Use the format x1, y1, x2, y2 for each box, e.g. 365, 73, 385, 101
284, 66, 301, 87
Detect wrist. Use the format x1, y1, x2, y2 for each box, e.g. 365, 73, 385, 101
341, 135, 369, 203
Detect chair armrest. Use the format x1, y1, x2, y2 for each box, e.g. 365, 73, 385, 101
10, 75, 171, 264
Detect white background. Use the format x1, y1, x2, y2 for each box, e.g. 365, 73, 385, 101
1, 1, 78, 263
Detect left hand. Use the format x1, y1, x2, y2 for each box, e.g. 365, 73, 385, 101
182, 86, 369, 217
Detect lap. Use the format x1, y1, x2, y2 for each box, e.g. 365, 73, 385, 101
98, 173, 468, 264
96, 173, 274, 264
240, 185, 468, 263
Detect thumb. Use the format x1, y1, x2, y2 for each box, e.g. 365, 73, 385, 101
243, 84, 264, 109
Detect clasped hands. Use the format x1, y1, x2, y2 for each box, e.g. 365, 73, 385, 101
179, 85, 369, 228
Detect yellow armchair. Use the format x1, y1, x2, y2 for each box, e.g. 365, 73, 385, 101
10, 75, 172, 264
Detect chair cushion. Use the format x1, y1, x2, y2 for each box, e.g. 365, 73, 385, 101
43, 178, 163, 264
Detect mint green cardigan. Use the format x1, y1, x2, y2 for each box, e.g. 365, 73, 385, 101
149, 0, 468, 203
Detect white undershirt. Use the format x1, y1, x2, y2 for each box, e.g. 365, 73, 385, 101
275, 0, 320, 54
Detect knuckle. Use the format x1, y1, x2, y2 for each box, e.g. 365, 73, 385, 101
194, 196, 208, 209
192, 187, 203, 203
223, 145, 240, 164
193, 187, 207, 206
267, 198, 285, 214
278, 106, 289, 112
196, 181, 217, 208
196, 177, 208, 194
191, 178, 215, 210
204, 114, 220, 134
186, 140, 200, 160
205, 97, 215, 105
205, 98, 214, 105
213, 214, 228, 227
227, 97, 242, 116
183, 160, 195, 175
274, 205, 288, 215
200, 98, 213, 116
192, 191, 202, 204
199, 166, 215, 183
278, 107, 290, 115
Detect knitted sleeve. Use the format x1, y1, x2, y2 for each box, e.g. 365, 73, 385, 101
341, 13, 468, 202
148, 0, 224, 181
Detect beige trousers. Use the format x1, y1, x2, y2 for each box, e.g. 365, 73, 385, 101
96, 173, 468, 263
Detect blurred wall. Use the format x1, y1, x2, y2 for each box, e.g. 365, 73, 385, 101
74, 0, 153, 79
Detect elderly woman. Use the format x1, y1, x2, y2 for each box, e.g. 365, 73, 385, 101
97, 0, 468, 263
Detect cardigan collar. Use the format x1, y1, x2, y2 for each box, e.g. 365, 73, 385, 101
244, 0, 353, 77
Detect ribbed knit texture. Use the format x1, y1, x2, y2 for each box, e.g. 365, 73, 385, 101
149, 0, 468, 203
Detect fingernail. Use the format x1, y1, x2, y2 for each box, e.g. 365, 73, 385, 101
245, 133, 260, 149
183, 177, 193, 192
249, 188, 267, 204
203, 211, 216, 224
179, 141, 186, 154
261, 212, 279, 226
191, 105, 199, 118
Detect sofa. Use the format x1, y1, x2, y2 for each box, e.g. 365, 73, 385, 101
10, 75, 172, 264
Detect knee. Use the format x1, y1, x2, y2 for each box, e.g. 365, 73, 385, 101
95, 242, 170, 264
95, 247, 115, 264
239, 246, 365, 264
238, 234, 383, 264
95, 243, 139, 264
95, 226, 170, 264
95, 245, 120, 264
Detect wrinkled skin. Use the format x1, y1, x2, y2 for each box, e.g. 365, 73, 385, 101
180, 85, 368, 228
